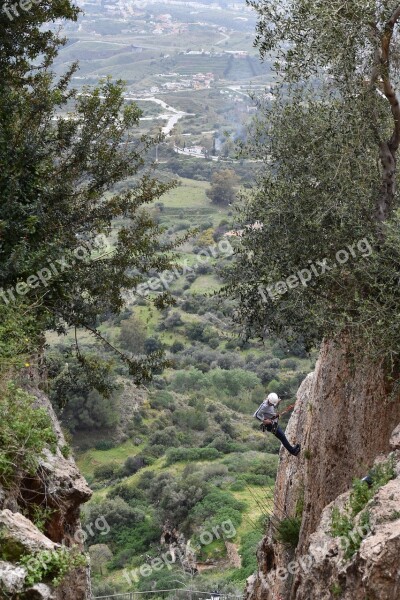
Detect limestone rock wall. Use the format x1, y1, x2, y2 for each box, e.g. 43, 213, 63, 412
247, 337, 400, 600
0, 388, 92, 600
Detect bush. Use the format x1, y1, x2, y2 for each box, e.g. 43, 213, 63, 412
172, 408, 208, 431
149, 390, 175, 410
170, 341, 184, 353
282, 358, 298, 370
93, 463, 119, 481
107, 483, 144, 504
164, 312, 183, 329
49, 355, 120, 433
144, 337, 163, 354
119, 315, 147, 354
94, 440, 117, 451
149, 426, 179, 447
189, 489, 245, 531
83, 497, 145, 544
165, 447, 222, 465
19, 547, 87, 587
0, 384, 57, 488
275, 517, 301, 548
330, 456, 395, 558
123, 455, 146, 476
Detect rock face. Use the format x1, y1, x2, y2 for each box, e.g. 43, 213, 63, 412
247, 337, 400, 600
291, 464, 400, 600
160, 522, 198, 572
0, 388, 92, 600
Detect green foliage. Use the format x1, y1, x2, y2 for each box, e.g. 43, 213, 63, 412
169, 367, 261, 400
149, 390, 175, 410
0, 304, 40, 372
93, 463, 119, 481
60, 444, 71, 459
0, 383, 57, 487
119, 315, 147, 355
331, 582, 342, 598
165, 447, 222, 465
48, 353, 120, 432
227, 0, 400, 365
171, 407, 208, 431
330, 457, 395, 558
223, 452, 278, 480
19, 547, 87, 587
113, 519, 162, 559
190, 489, 244, 534
28, 506, 56, 534
0, 2, 178, 384
83, 497, 146, 546
275, 517, 301, 548
229, 530, 263, 582
331, 509, 371, 560
206, 169, 239, 206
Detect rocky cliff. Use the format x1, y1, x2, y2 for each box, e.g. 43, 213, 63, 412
0, 388, 92, 600
246, 337, 400, 600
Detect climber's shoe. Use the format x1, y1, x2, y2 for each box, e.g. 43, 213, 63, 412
292, 444, 301, 457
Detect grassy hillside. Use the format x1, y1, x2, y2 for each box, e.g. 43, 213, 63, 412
46, 10, 311, 594
46, 173, 314, 597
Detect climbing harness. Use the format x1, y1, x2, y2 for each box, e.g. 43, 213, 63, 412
254, 401, 296, 435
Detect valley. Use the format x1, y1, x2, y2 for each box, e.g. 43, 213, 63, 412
45, 1, 311, 597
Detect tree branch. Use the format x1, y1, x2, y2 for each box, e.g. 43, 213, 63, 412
374, 6, 400, 224
381, 6, 400, 152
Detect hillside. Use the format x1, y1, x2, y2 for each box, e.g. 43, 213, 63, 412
46, 175, 313, 597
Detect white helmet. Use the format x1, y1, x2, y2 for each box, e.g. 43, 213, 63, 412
267, 392, 279, 406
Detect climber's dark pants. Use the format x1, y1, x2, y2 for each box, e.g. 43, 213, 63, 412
267, 424, 297, 455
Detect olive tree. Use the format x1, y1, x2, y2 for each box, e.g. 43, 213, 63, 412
227, 1, 400, 364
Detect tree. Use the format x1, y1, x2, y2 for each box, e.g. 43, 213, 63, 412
49, 354, 121, 432
206, 169, 239, 206
119, 315, 147, 355
0, 1, 176, 383
227, 0, 400, 364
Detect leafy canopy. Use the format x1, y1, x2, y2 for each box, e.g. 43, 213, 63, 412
227, 0, 400, 363
0, 0, 177, 383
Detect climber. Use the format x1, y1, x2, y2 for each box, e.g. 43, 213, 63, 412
254, 393, 301, 456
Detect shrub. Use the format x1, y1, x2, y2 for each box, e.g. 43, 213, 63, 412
170, 341, 184, 353
275, 517, 301, 548
171, 408, 208, 431
19, 547, 87, 587
144, 337, 163, 354
149, 426, 178, 447
119, 315, 146, 354
94, 440, 117, 451
282, 358, 298, 370
123, 455, 146, 476
330, 456, 395, 558
164, 312, 183, 329
165, 447, 221, 465
107, 483, 144, 504
149, 390, 175, 410
189, 489, 245, 531
93, 463, 119, 481
0, 384, 57, 487
83, 497, 145, 544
